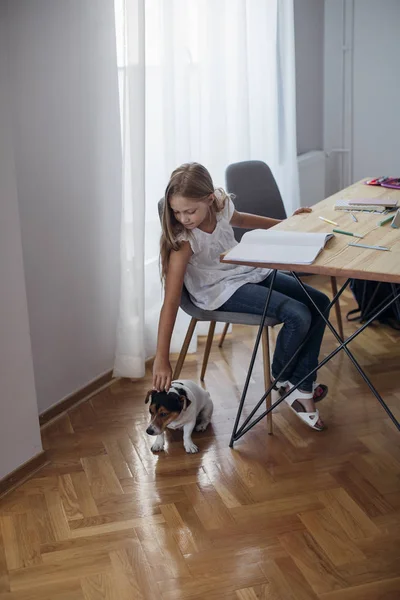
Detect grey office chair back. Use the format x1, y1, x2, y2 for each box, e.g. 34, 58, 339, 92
225, 160, 287, 241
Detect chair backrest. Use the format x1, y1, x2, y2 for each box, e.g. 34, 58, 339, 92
225, 160, 287, 241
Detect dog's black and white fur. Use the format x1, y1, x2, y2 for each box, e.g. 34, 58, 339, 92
145, 380, 213, 453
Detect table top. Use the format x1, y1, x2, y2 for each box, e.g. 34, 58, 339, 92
222, 179, 400, 284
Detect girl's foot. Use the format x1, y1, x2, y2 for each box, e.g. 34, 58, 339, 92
313, 383, 328, 403
276, 382, 328, 404
279, 384, 325, 431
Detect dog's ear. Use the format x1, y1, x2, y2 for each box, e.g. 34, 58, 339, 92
175, 386, 191, 412
144, 390, 153, 404
179, 395, 191, 411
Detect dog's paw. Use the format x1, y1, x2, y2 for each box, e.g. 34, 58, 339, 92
184, 441, 199, 454
195, 421, 209, 432
151, 441, 165, 452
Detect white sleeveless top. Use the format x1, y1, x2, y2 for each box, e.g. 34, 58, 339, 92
177, 198, 271, 311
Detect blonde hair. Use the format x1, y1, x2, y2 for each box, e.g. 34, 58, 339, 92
160, 163, 230, 283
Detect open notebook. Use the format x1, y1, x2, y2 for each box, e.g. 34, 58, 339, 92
224, 230, 334, 266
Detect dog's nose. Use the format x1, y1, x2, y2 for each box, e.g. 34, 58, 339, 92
146, 426, 155, 435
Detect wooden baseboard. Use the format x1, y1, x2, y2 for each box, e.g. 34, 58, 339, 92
0, 372, 116, 497
0, 451, 49, 498
1, 364, 151, 496
39, 369, 115, 427
39, 358, 158, 428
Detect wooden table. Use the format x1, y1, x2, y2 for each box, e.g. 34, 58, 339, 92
222, 179, 400, 445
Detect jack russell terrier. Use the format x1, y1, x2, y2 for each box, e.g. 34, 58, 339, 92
145, 380, 213, 453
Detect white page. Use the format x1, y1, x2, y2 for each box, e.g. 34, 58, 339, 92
225, 243, 323, 265
240, 229, 332, 247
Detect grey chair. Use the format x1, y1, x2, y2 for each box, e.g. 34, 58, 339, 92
158, 197, 278, 433
218, 160, 344, 347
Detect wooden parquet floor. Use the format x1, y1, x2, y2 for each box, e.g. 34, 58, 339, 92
1, 277, 400, 599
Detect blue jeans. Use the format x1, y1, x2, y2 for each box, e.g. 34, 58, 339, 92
217, 272, 330, 392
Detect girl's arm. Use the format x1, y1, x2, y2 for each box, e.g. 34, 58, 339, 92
230, 207, 312, 230
153, 241, 193, 392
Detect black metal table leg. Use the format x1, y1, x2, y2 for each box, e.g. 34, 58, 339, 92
232, 278, 349, 442
230, 275, 400, 447
229, 270, 277, 448
291, 273, 400, 429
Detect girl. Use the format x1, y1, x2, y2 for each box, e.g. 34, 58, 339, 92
153, 163, 330, 431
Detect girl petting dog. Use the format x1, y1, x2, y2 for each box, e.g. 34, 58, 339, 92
153, 163, 330, 431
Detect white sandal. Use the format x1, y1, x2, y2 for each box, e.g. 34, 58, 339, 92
281, 383, 325, 431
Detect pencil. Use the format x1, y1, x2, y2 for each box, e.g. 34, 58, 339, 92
378, 215, 393, 226
319, 216, 338, 226
333, 228, 364, 238
348, 242, 389, 251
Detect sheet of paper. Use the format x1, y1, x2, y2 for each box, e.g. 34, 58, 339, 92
225, 243, 322, 265
241, 229, 332, 248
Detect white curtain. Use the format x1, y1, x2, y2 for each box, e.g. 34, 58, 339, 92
113, 0, 300, 378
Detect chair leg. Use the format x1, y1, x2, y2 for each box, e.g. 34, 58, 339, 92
330, 276, 344, 339
218, 322, 230, 348
261, 327, 273, 435
173, 318, 198, 380
201, 321, 216, 381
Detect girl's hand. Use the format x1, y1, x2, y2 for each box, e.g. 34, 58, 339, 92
153, 355, 172, 392
293, 207, 312, 215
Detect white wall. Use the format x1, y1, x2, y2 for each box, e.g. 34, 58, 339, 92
0, 3, 43, 479
324, 0, 400, 196
294, 0, 324, 155
7, 0, 122, 414
324, 0, 351, 197
352, 0, 400, 181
